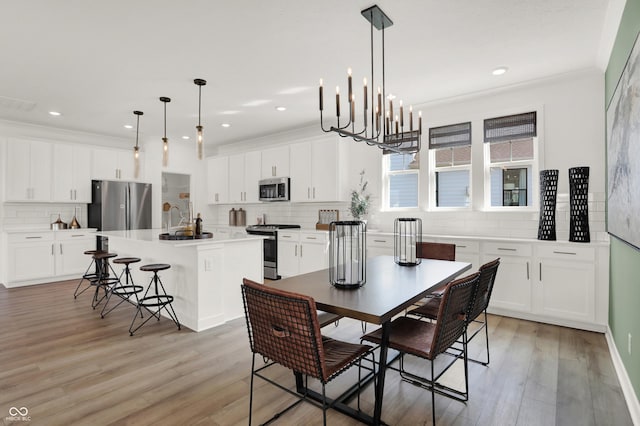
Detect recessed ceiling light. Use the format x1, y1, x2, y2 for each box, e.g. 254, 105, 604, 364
48, 111, 62, 116
275, 106, 287, 112
492, 67, 508, 76
221, 123, 231, 128
124, 124, 133, 129
182, 136, 190, 140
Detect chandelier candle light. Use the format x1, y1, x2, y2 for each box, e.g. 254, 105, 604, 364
132, 110, 143, 179
160, 96, 171, 167
194, 78, 207, 160
319, 5, 421, 154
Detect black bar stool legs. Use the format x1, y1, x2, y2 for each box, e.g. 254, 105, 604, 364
101, 257, 144, 318
129, 263, 181, 336
90, 252, 120, 309
73, 250, 101, 299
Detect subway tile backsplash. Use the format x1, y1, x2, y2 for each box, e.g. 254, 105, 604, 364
2, 204, 88, 230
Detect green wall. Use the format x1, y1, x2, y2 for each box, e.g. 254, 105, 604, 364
605, 0, 640, 400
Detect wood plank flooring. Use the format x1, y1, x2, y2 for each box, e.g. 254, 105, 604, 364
0, 279, 633, 426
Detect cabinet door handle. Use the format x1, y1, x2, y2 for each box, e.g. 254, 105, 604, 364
526, 261, 529, 280
26, 236, 42, 239
553, 251, 577, 255
307, 187, 310, 199
373, 239, 387, 243
458, 245, 467, 248
300, 244, 303, 257
313, 187, 316, 199
498, 247, 517, 251
306, 236, 317, 240
60, 244, 63, 255
282, 235, 292, 238
294, 245, 297, 256
539, 262, 542, 281
70, 189, 73, 200
71, 234, 85, 238
74, 189, 77, 200
51, 244, 54, 255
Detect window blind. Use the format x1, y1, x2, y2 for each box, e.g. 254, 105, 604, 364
484, 111, 536, 143
428, 122, 472, 149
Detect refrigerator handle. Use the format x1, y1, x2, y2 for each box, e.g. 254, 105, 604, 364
125, 185, 130, 230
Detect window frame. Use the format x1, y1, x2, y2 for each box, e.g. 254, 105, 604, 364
382, 153, 420, 211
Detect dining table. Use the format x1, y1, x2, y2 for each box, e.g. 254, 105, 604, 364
266, 255, 472, 425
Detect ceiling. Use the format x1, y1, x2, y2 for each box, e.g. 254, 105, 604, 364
0, 0, 614, 152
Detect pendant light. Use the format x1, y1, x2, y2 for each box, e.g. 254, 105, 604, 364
132, 110, 143, 178
160, 96, 171, 167
194, 78, 207, 160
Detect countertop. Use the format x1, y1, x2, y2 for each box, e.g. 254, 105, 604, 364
97, 229, 265, 247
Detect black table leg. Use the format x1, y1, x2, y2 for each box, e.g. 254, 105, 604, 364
373, 320, 390, 425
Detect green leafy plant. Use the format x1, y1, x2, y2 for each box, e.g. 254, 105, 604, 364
350, 170, 371, 220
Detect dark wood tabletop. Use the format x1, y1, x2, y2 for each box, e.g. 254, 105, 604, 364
268, 255, 472, 324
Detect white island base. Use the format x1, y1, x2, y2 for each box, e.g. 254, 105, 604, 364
99, 230, 263, 332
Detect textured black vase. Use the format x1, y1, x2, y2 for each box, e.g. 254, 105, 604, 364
537, 169, 559, 240
569, 166, 590, 242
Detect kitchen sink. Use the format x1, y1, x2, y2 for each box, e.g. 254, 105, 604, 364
159, 232, 213, 241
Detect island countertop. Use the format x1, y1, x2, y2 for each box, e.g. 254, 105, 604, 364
98, 228, 264, 247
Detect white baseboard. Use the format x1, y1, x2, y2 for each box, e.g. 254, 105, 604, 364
606, 326, 640, 426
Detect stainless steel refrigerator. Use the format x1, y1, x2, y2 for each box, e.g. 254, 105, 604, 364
88, 180, 152, 250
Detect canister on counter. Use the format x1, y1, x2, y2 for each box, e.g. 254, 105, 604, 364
229, 208, 236, 226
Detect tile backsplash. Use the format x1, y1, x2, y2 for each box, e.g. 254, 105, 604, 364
2, 203, 88, 230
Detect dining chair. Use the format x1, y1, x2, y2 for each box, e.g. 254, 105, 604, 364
417, 241, 456, 261
408, 258, 501, 365
361, 272, 480, 426
241, 278, 374, 426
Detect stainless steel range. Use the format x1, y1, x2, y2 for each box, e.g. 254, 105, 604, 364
246, 224, 301, 280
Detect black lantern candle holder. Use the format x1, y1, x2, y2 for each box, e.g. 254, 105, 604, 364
329, 220, 366, 288
394, 218, 422, 266
569, 166, 590, 242
537, 169, 559, 241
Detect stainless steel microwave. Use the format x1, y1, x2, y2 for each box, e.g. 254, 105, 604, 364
259, 177, 290, 201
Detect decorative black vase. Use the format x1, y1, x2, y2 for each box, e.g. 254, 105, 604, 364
569, 166, 590, 242
537, 169, 559, 240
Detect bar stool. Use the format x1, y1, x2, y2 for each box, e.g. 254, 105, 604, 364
90, 252, 120, 309
129, 263, 181, 336
101, 257, 144, 318
73, 250, 103, 299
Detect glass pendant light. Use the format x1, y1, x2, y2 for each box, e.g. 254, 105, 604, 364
160, 97, 171, 167
194, 78, 207, 160
132, 110, 143, 178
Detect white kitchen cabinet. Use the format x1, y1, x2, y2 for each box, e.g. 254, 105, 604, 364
482, 241, 532, 313
229, 151, 261, 203
290, 138, 345, 202
261, 146, 289, 178
436, 238, 480, 271
91, 148, 140, 181
5, 230, 96, 286
533, 244, 596, 324
207, 156, 229, 204
277, 231, 329, 277
367, 234, 394, 258
52, 144, 92, 202
5, 138, 52, 202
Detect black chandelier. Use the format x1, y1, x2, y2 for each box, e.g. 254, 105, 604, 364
319, 5, 421, 154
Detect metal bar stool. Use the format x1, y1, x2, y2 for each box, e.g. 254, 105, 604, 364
90, 252, 120, 309
129, 263, 181, 336
73, 250, 103, 299
101, 257, 144, 318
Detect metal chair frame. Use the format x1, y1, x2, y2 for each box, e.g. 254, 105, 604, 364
73, 250, 101, 299
90, 253, 120, 309
101, 258, 144, 319
129, 265, 181, 336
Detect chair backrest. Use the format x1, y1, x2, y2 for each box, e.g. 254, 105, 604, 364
430, 272, 480, 358
417, 242, 456, 261
468, 258, 500, 321
241, 278, 328, 381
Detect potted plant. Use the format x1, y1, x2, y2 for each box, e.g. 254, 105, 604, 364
350, 170, 371, 221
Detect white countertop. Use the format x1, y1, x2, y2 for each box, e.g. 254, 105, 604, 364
4, 228, 97, 234
98, 229, 264, 247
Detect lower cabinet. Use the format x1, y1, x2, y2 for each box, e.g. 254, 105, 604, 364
482, 241, 533, 313
6, 231, 96, 286
367, 234, 394, 258
278, 231, 329, 278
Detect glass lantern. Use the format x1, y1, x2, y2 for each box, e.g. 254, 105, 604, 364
394, 218, 422, 266
329, 220, 366, 288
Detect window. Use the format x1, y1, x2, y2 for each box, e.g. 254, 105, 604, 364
484, 112, 537, 207
384, 153, 419, 209
429, 122, 472, 208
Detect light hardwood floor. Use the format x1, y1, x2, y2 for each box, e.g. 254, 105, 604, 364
0, 279, 633, 426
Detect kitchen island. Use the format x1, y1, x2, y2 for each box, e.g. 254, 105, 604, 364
99, 229, 263, 332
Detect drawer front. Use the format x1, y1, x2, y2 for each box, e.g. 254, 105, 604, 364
300, 232, 327, 244
436, 238, 480, 254
368, 234, 393, 248
536, 245, 595, 262
55, 231, 96, 241
483, 241, 532, 257
7, 232, 54, 243
278, 231, 299, 242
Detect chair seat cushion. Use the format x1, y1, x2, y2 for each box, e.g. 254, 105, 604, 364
409, 297, 441, 320
361, 316, 436, 360
322, 337, 372, 379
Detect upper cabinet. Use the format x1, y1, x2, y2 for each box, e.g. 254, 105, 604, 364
229, 151, 261, 203
290, 138, 346, 202
261, 146, 289, 178
5, 138, 52, 202
52, 144, 91, 203
207, 156, 229, 204
91, 148, 141, 181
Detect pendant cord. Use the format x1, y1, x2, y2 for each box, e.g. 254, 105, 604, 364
163, 102, 167, 138
198, 86, 202, 127
135, 114, 140, 148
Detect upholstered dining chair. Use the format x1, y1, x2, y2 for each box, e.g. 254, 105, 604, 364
408, 258, 501, 365
241, 278, 374, 426
362, 272, 480, 426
